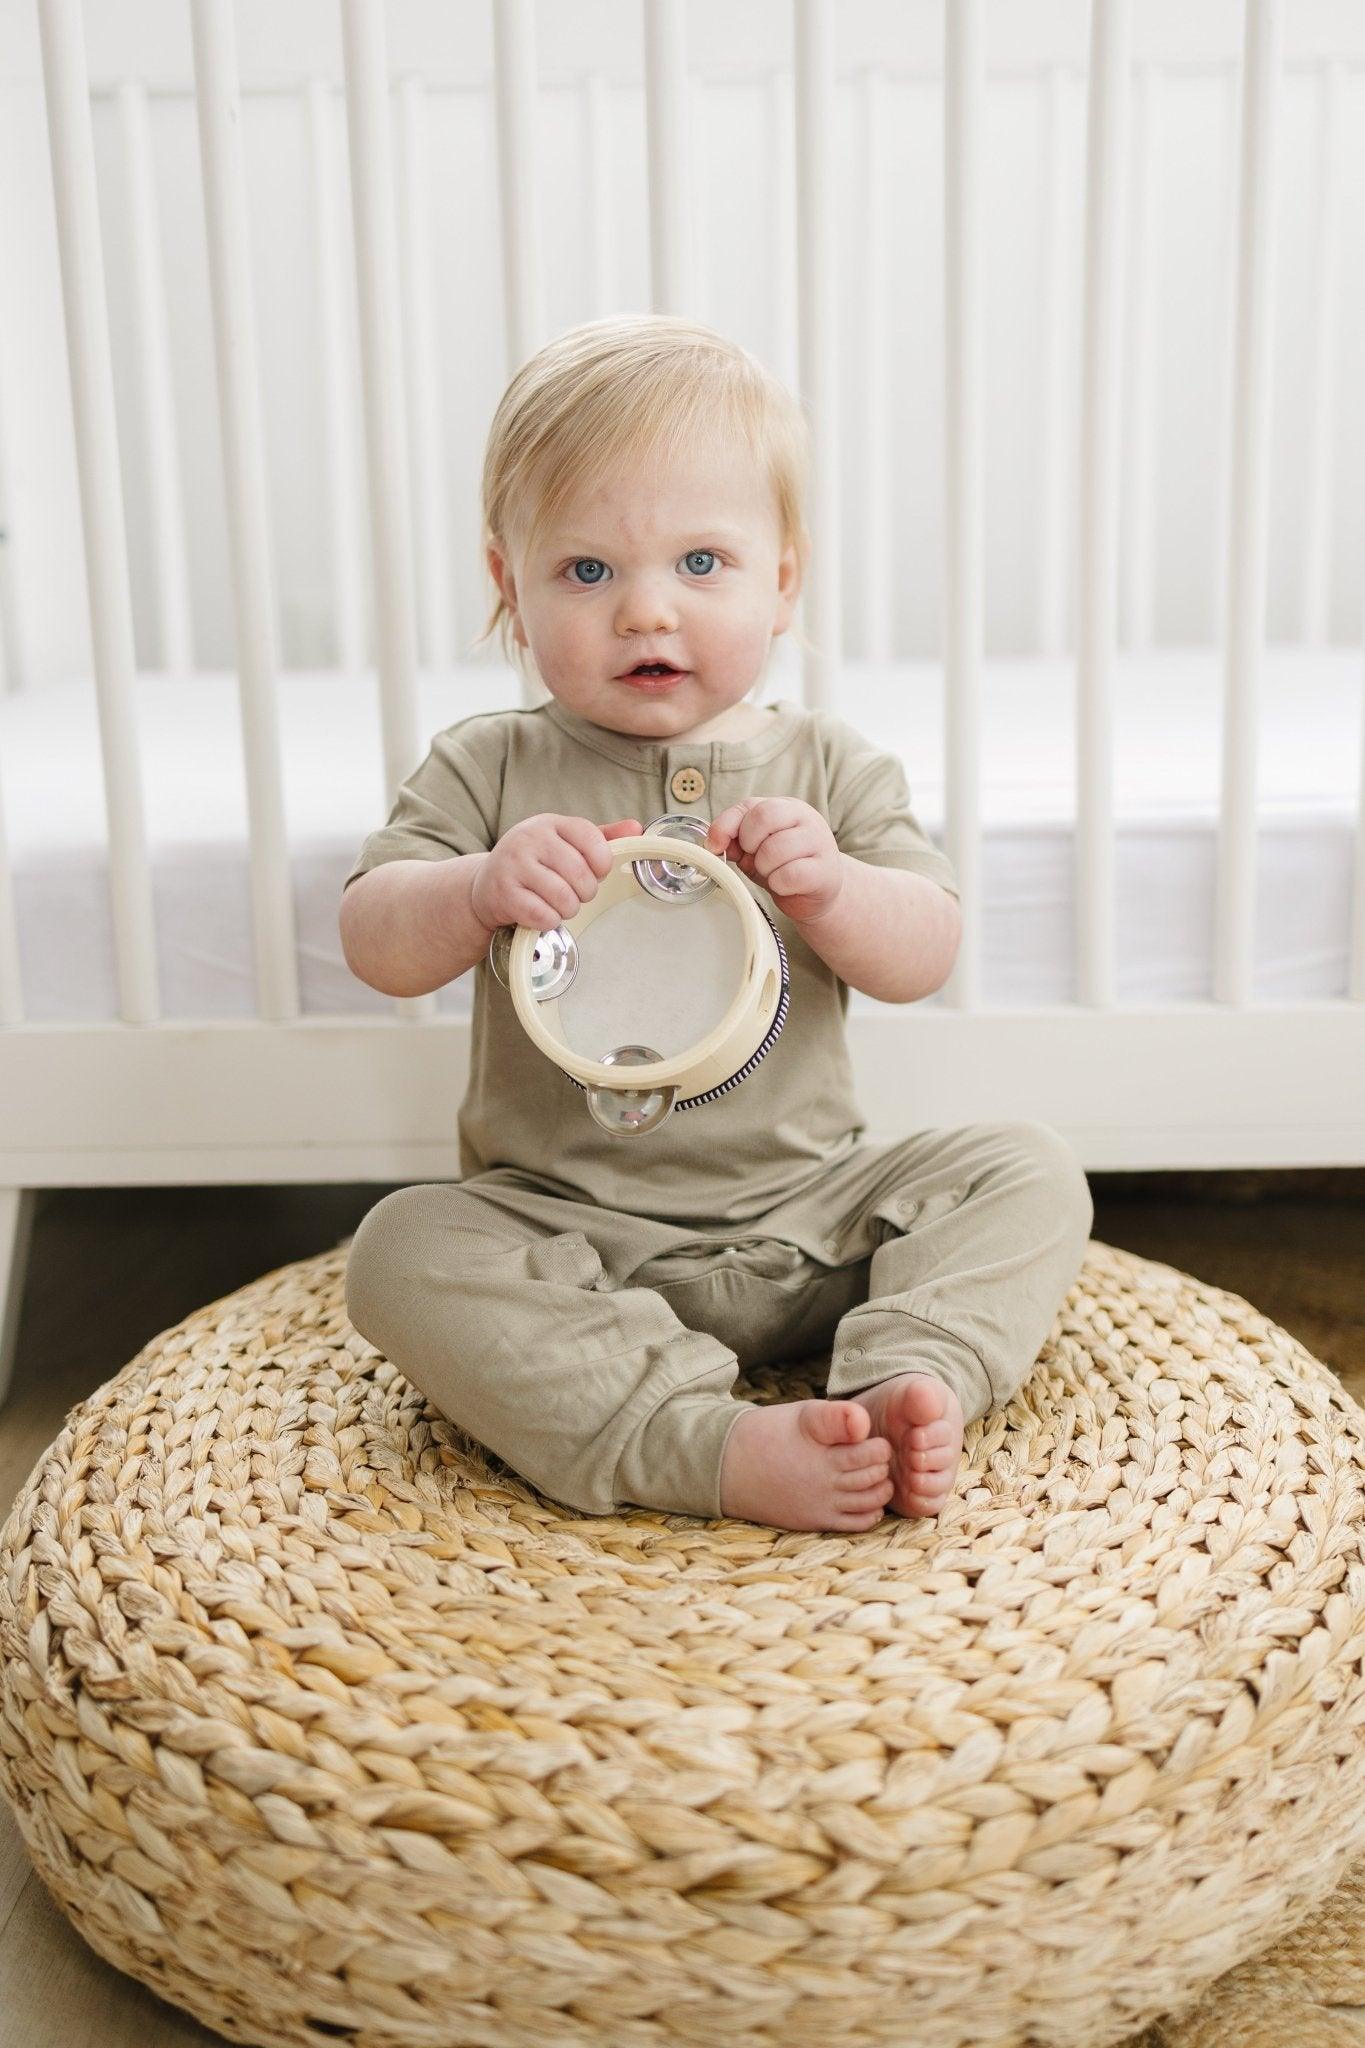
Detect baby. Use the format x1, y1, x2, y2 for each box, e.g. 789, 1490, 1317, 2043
340, 313, 1093, 1530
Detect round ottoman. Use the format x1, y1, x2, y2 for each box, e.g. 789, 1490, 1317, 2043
3, 1235, 1365, 2048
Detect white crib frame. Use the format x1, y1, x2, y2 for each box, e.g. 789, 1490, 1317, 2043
1, 0, 1363, 1408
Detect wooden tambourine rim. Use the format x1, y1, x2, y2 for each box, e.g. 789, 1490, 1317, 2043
507, 833, 779, 1092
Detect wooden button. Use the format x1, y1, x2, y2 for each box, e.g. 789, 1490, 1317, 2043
669, 766, 706, 803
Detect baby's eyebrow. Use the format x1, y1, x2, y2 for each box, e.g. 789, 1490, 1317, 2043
556, 528, 748, 552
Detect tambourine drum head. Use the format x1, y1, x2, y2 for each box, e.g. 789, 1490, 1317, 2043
555, 888, 747, 1065
501, 827, 791, 1135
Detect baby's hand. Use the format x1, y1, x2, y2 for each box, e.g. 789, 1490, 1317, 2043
706, 798, 844, 924
471, 813, 643, 933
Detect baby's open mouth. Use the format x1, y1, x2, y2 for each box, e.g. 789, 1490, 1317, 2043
622, 662, 685, 677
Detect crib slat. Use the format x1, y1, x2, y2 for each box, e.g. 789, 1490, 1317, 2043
583, 74, 617, 316
304, 80, 366, 673
770, 68, 799, 398
115, 79, 195, 675
1075, 0, 1130, 1010
793, 0, 840, 713
643, 0, 693, 313
0, 778, 21, 1025
1216, 0, 1282, 1009
942, 0, 983, 1010
1300, 59, 1342, 648
339, 4, 425, 788
858, 66, 889, 665
0, 376, 29, 694
492, 0, 545, 370
1209, 65, 1239, 647
340, 0, 438, 1021
190, 0, 300, 1023
36, 0, 160, 1025
1120, 60, 1160, 653
1352, 665, 1365, 1004
491, 0, 545, 713
395, 77, 455, 669
1036, 63, 1071, 659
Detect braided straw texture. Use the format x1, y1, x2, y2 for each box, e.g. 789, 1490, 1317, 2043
3, 1236, 1365, 2048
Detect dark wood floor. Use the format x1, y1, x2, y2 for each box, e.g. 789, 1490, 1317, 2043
1, 1171, 1363, 2047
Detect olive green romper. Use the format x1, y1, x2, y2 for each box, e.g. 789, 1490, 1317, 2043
342, 695, 1093, 1517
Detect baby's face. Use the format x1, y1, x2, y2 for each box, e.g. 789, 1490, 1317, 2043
487, 440, 801, 740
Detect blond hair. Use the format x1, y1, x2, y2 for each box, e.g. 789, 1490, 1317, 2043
470, 313, 814, 685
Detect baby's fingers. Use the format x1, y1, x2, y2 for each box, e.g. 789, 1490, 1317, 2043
706, 801, 755, 859
512, 891, 574, 933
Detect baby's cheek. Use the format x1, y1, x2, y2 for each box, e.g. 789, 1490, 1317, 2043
714, 608, 773, 668
531, 622, 585, 681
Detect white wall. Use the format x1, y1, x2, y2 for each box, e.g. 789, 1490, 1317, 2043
2, 0, 1364, 688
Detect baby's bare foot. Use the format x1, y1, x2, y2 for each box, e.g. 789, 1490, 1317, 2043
718, 1398, 894, 1531
848, 1373, 965, 1517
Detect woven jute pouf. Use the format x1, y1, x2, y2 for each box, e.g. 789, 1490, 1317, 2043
3, 1235, 1365, 2048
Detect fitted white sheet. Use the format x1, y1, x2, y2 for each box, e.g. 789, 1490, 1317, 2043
0, 649, 1358, 1020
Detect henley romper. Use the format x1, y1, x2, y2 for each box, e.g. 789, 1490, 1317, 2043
341, 694, 1094, 1518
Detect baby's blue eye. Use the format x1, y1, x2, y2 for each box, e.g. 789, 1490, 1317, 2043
683, 550, 717, 576
570, 558, 608, 585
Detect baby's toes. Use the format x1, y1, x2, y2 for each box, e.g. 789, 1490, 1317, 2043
912, 1422, 958, 1452
837, 1501, 889, 1530
907, 1460, 953, 1496
909, 1453, 954, 1486
902, 1468, 952, 1509
910, 1445, 961, 1491
843, 1474, 896, 1507
835, 1438, 891, 1474
910, 1443, 955, 1471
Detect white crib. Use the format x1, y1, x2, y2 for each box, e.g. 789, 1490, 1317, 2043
1, 0, 1363, 1408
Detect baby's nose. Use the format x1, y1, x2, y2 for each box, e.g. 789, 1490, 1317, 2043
614, 579, 680, 636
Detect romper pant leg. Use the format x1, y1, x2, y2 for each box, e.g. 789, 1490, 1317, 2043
343, 1179, 780, 1520
821, 1121, 1094, 1424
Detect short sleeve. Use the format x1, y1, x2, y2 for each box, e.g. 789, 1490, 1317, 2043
343, 719, 507, 890
822, 716, 959, 900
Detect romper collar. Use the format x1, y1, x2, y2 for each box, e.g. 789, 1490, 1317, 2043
542, 696, 807, 772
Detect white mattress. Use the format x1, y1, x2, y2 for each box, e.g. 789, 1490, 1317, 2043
0, 650, 1359, 1020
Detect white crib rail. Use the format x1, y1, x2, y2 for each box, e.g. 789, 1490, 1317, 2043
1217, 0, 1282, 1010
1035, 62, 1073, 659
856, 65, 891, 667
491, 0, 544, 418
339, 0, 436, 1023
643, 0, 694, 314
303, 76, 367, 675
1301, 59, 1343, 648
34, 0, 159, 1026
1120, 59, 1160, 654
114, 77, 195, 677
1355, 704, 1365, 1002
1075, 0, 1129, 1010
793, 0, 840, 714
942, 0, 984, 1012
395, 74, 456, 674
190, 0, 299, 1023
0, 0, 1360, 1184
339, 0, 424, 820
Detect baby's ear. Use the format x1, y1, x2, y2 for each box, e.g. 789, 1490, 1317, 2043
487, 541, 531, 649
486, 539, 516, 606
774, 535, 803, 630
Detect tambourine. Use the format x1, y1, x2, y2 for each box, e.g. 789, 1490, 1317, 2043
488, 814, 790, 1135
